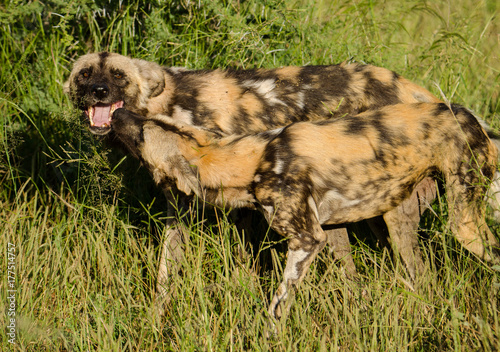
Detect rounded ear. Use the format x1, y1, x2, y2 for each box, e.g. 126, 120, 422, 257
133, 58, 166, 98
63, 79, 71, 95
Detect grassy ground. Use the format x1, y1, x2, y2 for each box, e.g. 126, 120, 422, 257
1, 0, 499, 350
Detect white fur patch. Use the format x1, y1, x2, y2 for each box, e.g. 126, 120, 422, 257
262, 205, 275, 219
283, 248, 309, 281
317, 190, 362, 223
273, 158, 285, 174
172, 105, 193, 125
169, 66, 190, 74
307, 196, 320, 221
243, 79, 285, 106
266, 126, 286, 136
323, 190, 361, 207
296, 91, 305, 110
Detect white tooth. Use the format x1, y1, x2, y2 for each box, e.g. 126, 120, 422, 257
89, 107, 95, 126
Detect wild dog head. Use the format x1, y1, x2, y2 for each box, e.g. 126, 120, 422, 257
64, 52, 166, 135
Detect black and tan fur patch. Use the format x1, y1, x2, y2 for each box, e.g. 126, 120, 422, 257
110, 103, 500, 318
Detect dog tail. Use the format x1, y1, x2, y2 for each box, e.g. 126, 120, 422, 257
482, 119, 500, 221
475, 116, 500, 221
478, 117, 500, 152
487, 170, 500, 222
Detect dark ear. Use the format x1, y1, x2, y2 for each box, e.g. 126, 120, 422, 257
148, 76, 166, 98
133, 58, 166, 98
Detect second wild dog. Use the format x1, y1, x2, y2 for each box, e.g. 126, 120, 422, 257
110, 103, 500, 320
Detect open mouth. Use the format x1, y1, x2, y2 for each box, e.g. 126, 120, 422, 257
86, 101, 124, 128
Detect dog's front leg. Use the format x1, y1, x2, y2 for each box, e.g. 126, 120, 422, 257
155, 189, 191, 312
267, 218, 327, 321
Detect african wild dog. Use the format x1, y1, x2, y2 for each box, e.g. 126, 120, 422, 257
110, 103, 500, 320
64, 52, 441, 136
65, 52, 446, 301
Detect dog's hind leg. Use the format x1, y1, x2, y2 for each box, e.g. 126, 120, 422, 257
447, 177, 500, 263
267, 210, 327, 320
382, 177, 437, 281
449, 203, 500, 263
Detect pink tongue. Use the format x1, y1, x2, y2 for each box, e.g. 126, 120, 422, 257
94, 105, 112, 127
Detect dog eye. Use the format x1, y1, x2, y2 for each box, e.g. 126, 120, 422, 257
113, 72, 124, 79
81, 71, 90, 78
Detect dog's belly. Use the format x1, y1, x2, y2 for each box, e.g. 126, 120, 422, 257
315, 187, 411, 225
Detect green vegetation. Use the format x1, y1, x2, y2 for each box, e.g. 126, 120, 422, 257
1, 0, 499, 350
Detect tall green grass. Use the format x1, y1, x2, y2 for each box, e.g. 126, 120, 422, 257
1, 0, 499, 350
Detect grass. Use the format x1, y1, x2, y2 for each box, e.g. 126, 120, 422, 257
1, 0, 499, 350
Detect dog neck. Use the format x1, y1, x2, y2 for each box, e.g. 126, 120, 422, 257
140, 119, 269, 206
187, 133, 268, 189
